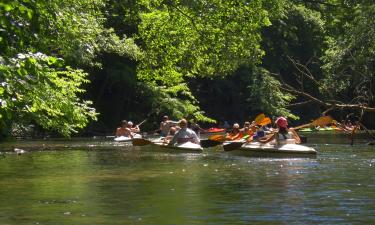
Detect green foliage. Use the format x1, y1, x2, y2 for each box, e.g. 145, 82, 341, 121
0, 53, 97, 136
248, 68, 297, 119
321, 2, 375, 105
136, 0, 285, 122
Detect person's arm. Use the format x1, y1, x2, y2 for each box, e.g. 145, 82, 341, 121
289, 128, 301, 144
258, 133, 276, 144
168, 120, 179, 126
115, 128, 120, 137
132, 125, 140, 133
169, 132, 178, 146
125, 128, 133, 138
192, 132, 200, 144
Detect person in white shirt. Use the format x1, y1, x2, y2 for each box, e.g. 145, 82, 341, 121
169, 119, 200, 146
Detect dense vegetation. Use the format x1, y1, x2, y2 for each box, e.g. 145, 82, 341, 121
1, 0, 375, 138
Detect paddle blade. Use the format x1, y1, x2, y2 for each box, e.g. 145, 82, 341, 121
223, 141, 245, 151
132, 138, 152, 146
201, 139, 222, 148
295, 115, 335, 130
311, 116, 334, 127
254, 113, 266, 124
258, 117, 271, 126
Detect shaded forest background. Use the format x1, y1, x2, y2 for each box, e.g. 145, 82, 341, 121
1, 0, 375, 138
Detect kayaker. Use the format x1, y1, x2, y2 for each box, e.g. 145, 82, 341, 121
259, 116, 301, 144
226, 123, 241, 140
116, 121, 140, 138
159, 115, 179, 137
115, 120, 128, 137
169, 119, 200, 146
163, 126, 178, 143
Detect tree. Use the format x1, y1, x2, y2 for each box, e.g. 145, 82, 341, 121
0, 0, 139, 137
136, 0, 287, 122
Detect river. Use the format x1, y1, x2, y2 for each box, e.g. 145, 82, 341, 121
0, 132, 374, 224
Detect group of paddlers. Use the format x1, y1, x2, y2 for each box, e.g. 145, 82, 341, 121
115, 115, 303, 146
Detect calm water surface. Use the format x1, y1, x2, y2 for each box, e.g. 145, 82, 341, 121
0, 133, 375, 224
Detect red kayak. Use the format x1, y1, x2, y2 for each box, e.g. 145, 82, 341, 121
202, 128, 225, 133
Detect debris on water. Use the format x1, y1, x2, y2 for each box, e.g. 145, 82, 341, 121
63, 212, 71, 215
203, 164, 208, 167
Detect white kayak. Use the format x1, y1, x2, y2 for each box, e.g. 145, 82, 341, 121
114, 134, 142, 142
152, 141, 203, 152
233, 141, 317, 155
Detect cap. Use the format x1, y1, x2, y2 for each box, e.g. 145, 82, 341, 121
275, 117, 288, 128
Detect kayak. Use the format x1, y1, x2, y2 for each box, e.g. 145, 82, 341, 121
152, 141, 203, 152
114, 134, 142, 142
229, 141, 317, 156
299, 127, 337, 132
202, 128, 226, 134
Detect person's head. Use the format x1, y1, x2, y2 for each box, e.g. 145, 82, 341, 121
179, 118, 188, 128
127, 121, 133, 127
233, 123, 240, 129
163, 115, 169, 121
121, 120, 127, 127
244, 121, 250, 128
275, 117, 288, 129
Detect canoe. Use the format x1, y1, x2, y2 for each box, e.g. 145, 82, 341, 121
229, 141, 317, 156
114, 134, 142, 142
152, 141, 203, 152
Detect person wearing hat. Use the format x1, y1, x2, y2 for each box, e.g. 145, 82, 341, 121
159, 115, 179, 137
259, 117, 301, 144
169, 119, 200, 146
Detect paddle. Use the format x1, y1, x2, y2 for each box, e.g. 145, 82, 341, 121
294, 116, 334, 130
131, 138, 166, 146
222, 135, 250, 151
258, 117, 271, 126
200, 139, 222, 148
254, 113, 266, 124
208, 114, 266, 142
132, 138, 152, 146
223, 140, 246, 151
137, 119, 147, 127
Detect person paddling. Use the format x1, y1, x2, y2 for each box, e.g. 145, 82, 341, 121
226, 123, 241, 140
159, 115, 179, 137
116, 121, 140, 138
259, 116, 301, 144
169, 119, 200, 146
115, 120, 128, 137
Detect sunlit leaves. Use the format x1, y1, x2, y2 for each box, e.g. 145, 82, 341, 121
248, 68, 297, 119
0, 53, 97, 136
136, 0, 284, 121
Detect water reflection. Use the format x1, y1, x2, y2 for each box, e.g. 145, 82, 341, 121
0, 134, 375, 224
